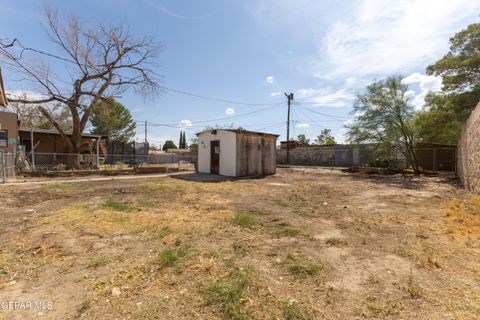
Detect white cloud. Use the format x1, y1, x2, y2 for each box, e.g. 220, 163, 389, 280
402, 72, 442, 110
321, 0, 480, 78
265, 76, 274, 84
296, 87, 354, 108
270, 92, 282, 97
225, 107, 235, 115
177, 119, 192, 129
297, 123, 310, 129
402, 72, 442, 91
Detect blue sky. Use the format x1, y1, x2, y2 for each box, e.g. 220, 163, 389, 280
2, 0, 480, 146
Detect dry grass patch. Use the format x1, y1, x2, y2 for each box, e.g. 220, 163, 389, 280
396, 245, 440, 269
88, 255, 110, 268
56, 205, 167, 235
282, 302, 316, 320
444, 197, 480, 238
325, 237, 348, 247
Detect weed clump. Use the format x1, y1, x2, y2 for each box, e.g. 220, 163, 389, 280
201, 269, 252, 320
231, 212, 259, 229
104, 196, 132, 212
156, 245, 190, 269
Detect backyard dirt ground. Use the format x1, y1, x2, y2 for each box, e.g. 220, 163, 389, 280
0, 168, 479, 319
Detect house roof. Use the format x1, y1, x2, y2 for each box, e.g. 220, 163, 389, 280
19, 127, 104, 139
196, 129, 279, 138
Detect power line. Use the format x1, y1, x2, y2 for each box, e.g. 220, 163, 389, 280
294, 102, 350, 121
159, 85, 283, 106
0, 38, 76, 64
135, 101, 284, 128
1, 39, 283, 108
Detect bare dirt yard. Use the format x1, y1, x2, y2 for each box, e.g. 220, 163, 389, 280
0, 168, 479, 319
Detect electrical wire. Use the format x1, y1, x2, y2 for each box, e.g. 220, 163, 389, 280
159, 85, 283, 106
294, 101, 350, 120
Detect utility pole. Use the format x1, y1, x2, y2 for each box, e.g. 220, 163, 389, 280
144, 120, 148, 158
285, 92, 294, 164
144, 120, 148, 143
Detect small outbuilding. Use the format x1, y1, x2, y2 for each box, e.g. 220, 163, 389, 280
196, 129, 279, 177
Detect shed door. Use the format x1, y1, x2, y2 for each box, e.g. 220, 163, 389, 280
210, 140, 220, 174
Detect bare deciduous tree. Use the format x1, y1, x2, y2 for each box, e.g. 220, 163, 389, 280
1, 7, 160, 169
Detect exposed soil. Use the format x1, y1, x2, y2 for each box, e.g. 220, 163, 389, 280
0, 168, 478, 319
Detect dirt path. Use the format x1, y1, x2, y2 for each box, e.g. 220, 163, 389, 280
0, 171, 191, 187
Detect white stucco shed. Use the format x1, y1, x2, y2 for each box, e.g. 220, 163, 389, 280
196, 129, 279, 177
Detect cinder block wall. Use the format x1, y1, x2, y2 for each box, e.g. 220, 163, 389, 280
457, 101, 480, 193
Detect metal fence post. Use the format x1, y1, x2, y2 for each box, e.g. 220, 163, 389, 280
96, 137, 100, 168
1, 152, 5, 183
30, 128, 36, 171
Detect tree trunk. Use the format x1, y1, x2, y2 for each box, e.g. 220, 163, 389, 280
64, 136, 82, 170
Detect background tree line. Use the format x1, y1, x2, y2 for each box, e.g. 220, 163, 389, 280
347, 22, 479, 173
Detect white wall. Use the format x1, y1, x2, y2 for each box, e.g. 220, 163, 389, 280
197, 130, 237, 176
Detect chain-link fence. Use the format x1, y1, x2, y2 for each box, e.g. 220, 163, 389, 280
0, 152, 16, 182
277, 145, 457, 173
19, 152, 198, 173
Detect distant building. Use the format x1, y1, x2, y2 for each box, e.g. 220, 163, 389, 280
196, 129, 278, 177
0, 110, 104, 169
0, 111, 18, 153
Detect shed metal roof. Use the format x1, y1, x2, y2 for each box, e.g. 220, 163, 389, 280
19, 127, 104, 139
196, 129, 279, 137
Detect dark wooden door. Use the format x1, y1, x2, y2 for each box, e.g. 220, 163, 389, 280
210, 140, 220, 174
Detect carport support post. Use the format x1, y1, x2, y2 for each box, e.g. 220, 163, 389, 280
30, 128, 36, 171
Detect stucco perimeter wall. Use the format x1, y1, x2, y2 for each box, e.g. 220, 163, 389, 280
197, 130, 237, 176
457, 101, 480, 193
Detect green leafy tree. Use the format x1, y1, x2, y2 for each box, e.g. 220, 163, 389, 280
91, 99, 136, 143
427, 23, 480, 96
296, 134, 310, 146
415, 22, 480, 144
347, 76, 419, 172
413, 93, 466, 144
314, 129, 336, 145
162, 140, 177, 152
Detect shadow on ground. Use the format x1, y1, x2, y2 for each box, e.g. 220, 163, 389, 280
346, 172, 461, 190
170, 172, 269, 183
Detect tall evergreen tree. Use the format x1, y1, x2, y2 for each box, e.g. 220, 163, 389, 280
183, 131, 188, 149
91, 98, 136, 143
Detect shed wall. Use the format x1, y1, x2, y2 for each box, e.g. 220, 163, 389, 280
236, 133, 276, 176
198, 131, 237, 176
